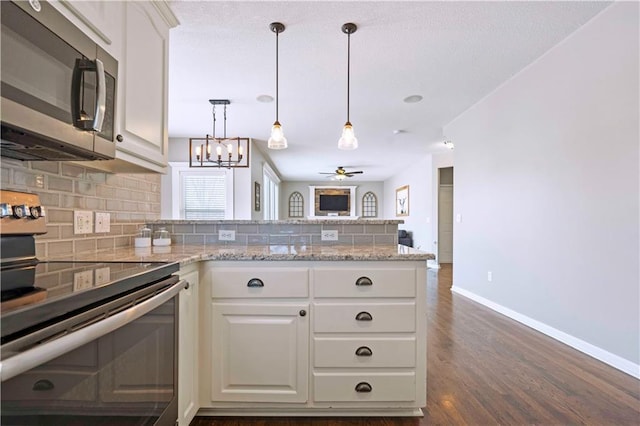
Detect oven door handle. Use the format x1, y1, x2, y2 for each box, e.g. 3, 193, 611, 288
0, 278, 187, 382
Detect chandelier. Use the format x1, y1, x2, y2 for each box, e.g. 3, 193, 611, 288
189, 99, 249, 168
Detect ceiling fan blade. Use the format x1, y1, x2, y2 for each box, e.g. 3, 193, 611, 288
319, 172, 335, 174
348, 171, 363, 174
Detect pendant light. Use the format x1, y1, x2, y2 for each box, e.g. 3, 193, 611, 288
338, 22, 358, 150
268, 22, 287, 150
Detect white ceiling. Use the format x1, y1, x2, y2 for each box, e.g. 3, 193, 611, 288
167, 1, 610, 181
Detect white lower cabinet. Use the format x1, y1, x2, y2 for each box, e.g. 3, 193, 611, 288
178, 265, 199, 426
199, 260, 426, 416
210, 303, 309, 403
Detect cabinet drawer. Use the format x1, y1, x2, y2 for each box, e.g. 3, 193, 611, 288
313, 267, 415, 298
313, 372, 416, 402
314, 302, 415, 333
211, 268, 309, 298
314, 337, 416, 368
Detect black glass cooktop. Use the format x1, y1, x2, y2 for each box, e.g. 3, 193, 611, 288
1, 260, 179, 341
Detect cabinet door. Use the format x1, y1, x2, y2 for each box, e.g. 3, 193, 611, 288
116, 2, 170, 172
178, 269, 199, 426
210, 303, 309, 403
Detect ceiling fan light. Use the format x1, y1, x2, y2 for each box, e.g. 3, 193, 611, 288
338, 122, 358, 150
268, 121, 288, 149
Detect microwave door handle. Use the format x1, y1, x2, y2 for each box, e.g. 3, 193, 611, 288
0, 279, 188, 383
92, 58, 106, 132
70, 58, 105, 132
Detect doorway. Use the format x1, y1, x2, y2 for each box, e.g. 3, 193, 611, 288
438, 167, 454, 264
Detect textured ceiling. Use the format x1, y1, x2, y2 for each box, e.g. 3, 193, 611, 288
168, 1, 610, 181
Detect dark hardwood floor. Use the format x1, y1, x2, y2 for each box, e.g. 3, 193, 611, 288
191, 264, 640, 425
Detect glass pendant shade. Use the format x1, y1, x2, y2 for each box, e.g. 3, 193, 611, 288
268, 120, 288, 149
338, 122, 358, 150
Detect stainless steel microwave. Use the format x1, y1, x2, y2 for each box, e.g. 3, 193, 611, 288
1, 0, 118, 161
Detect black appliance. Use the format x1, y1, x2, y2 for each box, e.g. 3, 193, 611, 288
0, 0, 118, 161
0, 190, 184, 426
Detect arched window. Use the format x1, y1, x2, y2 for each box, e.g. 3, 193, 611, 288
288, 191, 304, 218
362, 191, 377, 217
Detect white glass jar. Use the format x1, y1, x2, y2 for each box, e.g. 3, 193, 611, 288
152, 227, 171, 246
134, 226, 152, 247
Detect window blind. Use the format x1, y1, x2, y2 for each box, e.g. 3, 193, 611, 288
183, 174, 226, 219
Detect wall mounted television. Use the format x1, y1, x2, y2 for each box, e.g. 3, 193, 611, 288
319, 194, 349, 212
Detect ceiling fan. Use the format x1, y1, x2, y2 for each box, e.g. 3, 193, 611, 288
319, 166, 363, 180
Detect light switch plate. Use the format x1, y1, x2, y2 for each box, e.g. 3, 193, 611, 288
94, 212, 110, 233
321, 230, 339, 241
74, 210, 93, 234
219, 230, 235, 241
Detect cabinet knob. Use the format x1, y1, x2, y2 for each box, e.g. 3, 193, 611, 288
355, 382, 372, 393
355, 276, 373, 286
32, 379, 55, 392
116, 134, 124, 142
355, 346, 373, 356
299, 310, 307, 317
247, 278, 264, 288
355, 311, 373, 321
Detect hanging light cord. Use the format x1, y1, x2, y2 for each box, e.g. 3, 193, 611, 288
346, 30, 351, 123
275, 29, 280, 122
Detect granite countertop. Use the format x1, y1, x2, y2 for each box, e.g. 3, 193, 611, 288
147, 219, 404, 225
44, 244, 434, 266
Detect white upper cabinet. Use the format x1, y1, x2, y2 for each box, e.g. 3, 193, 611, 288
51, 1, 123, 58
114, 2, 177, 173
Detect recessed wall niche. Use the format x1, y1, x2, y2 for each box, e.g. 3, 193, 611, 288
308, 186, 357, 218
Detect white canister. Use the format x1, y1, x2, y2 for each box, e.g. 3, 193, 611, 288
135, 227, 152, 247
152, 227, 171, 246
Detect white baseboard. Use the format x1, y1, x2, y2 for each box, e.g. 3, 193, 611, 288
451, 285, 640, 379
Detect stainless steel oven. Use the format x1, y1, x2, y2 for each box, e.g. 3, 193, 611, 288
0, 0, 118, 161
0, 191, 183, 425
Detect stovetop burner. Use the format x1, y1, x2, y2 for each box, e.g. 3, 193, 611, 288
1, 260, 179, 342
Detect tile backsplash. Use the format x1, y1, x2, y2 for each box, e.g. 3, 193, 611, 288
1, 159, 160, 258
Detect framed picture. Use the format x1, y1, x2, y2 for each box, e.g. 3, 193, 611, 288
396, 185, 409, 216
254, 182, 261, 212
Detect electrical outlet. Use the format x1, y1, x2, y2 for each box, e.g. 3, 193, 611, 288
94, 212, 110, 233
73, 270, 93, 290
95, 267, 111, 286
219, 230, 236, 241
487, 271, 493, 282
74, 210, 93, 234
321, 230, 339, 241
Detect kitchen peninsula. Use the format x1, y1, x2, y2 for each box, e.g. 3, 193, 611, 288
46, 219, 433, 423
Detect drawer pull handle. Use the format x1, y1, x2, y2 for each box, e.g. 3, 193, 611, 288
355, 346, 373, 356
355, 276, 373, 286
355, 311, 373, 321
355, 382, 372, 393
247, 278, 264, 288
33, 379, 55, 392
299, 310, 307, 317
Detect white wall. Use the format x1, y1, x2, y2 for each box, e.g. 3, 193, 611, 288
280, 181, 384, 219
250, 143, 281, 220
383, 155, 434, 251
445, 2, 639, 373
